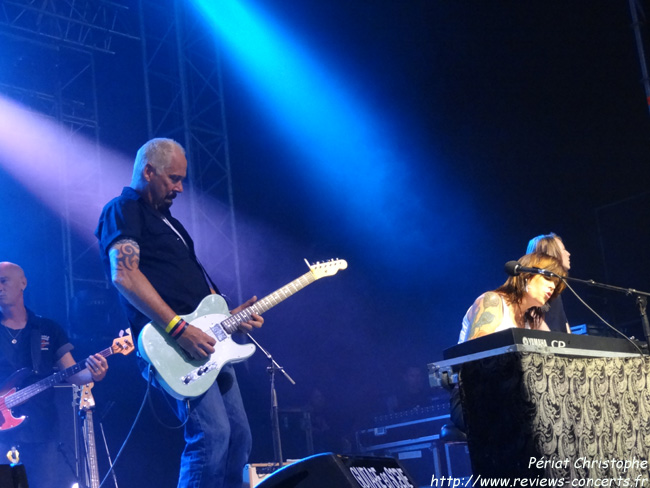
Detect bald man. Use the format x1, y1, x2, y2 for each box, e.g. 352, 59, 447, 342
0, 262, 108, 488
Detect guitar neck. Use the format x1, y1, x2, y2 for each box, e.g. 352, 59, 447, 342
83, 410, 100, 488
220, 270, 316, 333
5, 346, 113, 410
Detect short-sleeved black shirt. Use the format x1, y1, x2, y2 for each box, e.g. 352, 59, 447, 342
0, 310, 73, 443
95, 187, 211, 337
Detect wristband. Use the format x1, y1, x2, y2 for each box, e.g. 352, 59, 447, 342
170, 319, 189, 339
165, 315, 182, 334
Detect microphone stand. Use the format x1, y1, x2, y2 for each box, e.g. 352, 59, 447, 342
99, 422, 119, 488
246, 333, 296, 467
560, 274, 650, 350
98, 400, 119, 488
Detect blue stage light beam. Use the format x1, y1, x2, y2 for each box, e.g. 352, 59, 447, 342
190, 0, 431, 238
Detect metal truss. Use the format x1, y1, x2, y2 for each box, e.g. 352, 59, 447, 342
139, 0, 242, 303
0, 1, 139, 330
0, 39, 101, 320
0, 0, 138, 54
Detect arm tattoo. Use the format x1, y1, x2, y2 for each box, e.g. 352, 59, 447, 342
110, 238, 140, 272
467, 292, 502, 340
483, 293, 500, 308
471, 311, 496, 331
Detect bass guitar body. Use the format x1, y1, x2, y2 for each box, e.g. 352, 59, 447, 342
0, 369, 31, 431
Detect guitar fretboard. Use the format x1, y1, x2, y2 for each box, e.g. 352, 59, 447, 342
84, 409, 100, 488
6, 346, 113, 409
218, 270, 316, 335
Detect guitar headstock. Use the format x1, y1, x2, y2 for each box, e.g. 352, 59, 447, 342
111, 328, 135, 356
79, 383, 96, 411
73, 383, 96, 411
306, 258, 348, 280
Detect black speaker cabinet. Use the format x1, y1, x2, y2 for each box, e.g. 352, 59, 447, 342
0, 385, 76, 487
0, 465, 29, 488
256, 452, 418, 488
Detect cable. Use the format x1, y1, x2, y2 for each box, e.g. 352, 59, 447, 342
562, 279, 645, 356
146, 384, 190, 430
97, 365, 153, 488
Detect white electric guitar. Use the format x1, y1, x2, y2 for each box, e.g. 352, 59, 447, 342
138, 259, 347, 399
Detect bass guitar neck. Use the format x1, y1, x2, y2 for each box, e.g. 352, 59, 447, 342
0, 331, 133, 431
77, 383, 100, 488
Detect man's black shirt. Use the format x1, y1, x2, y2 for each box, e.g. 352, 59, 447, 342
95, 187, 211, 336
0, 310, 73, 443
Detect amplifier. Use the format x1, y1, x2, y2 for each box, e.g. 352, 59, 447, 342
356, 403, 450, 452
0, 465, 28, 488
254, 452, 418, 488
243, 461, 298, 488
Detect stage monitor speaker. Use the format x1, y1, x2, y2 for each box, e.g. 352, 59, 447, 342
0, 465, 29, 488
255, 452, 418, 488
244, 461, 298, 487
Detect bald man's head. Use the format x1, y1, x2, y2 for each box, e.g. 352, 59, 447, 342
0, 262, 27, 309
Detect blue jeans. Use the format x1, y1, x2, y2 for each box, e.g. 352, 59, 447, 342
173, 364, 252, 488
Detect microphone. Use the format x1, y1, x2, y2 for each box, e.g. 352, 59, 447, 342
504, 261, 560, 278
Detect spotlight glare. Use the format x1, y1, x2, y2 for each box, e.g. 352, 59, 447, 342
0, 95, 131, 242
191, 0, 414, 237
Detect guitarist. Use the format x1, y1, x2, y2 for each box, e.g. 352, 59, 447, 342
95, 138, 264, 488
0, 261, 108, 488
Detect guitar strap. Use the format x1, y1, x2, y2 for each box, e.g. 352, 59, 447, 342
29, 319, 42, 375
1, 310, 43, 375
195, 258, 223, 300
160, 212, 222, 297
0, 332, 15, 370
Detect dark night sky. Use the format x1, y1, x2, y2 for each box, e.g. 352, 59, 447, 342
1, 0, 650, 484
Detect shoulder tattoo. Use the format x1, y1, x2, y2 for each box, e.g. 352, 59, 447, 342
482, 292, 500, 308
467, 292, 502, 340
109, 238, 140, 271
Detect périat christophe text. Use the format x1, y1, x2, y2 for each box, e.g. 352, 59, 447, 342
430, 457, 650, 488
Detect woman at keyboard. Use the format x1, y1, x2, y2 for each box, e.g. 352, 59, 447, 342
458, 252, 567, 343
526, 232, 572, 333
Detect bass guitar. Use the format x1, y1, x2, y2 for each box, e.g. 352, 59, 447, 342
0, 331, 134, 431
138, 259, 347, 399
76, 383, 100, 488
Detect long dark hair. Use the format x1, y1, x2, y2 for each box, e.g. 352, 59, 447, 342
526, 232, 565, 260
495, 252, 567, 329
